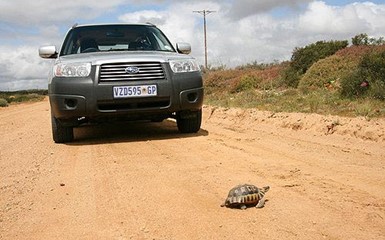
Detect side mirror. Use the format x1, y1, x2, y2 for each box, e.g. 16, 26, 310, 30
39, 46, 58, 59
176, 42, 191, 55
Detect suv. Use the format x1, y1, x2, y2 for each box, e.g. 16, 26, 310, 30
39, 23, 203, 143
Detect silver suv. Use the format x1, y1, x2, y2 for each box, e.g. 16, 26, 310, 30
39, 23, 203, 143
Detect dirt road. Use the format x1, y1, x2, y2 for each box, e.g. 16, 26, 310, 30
1, 99, 385, 239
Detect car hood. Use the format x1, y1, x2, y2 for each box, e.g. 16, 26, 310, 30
57, 51, 194, 65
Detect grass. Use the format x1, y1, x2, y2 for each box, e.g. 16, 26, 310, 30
203, 45, 385, 118
204, 88, 385, 118
203, 63, 385, 118
0, 90, 47, 107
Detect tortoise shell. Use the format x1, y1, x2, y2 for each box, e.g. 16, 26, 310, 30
221, 184, 270, 209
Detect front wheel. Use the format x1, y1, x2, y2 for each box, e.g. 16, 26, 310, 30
177, 109, 202, 133
51, 116, 74, 143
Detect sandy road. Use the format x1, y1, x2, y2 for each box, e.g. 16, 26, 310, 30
1, 99, 385, 239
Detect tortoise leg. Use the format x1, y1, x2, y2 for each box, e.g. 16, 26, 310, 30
256, 197, 266, 208
240, 205, 247, 210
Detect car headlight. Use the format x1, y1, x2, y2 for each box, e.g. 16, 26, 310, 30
54, 62, 91, 77
169, 60, 200, 73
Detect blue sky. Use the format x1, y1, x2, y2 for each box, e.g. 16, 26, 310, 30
0, 0, 385, 90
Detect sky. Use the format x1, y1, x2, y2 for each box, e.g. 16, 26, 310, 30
0, 0, 385, 90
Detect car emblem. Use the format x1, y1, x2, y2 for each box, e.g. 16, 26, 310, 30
125, 66, 140, 74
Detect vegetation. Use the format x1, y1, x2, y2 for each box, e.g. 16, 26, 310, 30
204, 34, 385, 118
298, 45, 371, 92
0, 98, 8, 107
282, 40, 348, 88
341, 46, 385, 100
352, 33, 385, 46
0, 89, 47, 107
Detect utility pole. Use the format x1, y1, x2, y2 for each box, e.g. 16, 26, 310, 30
193, 10, 216, 70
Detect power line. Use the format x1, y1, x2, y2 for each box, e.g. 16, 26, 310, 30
193, 10, 216, 70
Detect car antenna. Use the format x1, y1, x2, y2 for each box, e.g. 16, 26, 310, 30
72, 23, 79, 29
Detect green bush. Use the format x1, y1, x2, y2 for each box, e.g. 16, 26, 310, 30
340, 70, 364, 98
299, 53, 360, 92
233, 75, 259, 92
282, 67, 302, 88
369, 81, 385, 100
341, 49, 385, 100
283, 40, 349, 87
204, 70, 241, 94
0, 98, 8, 107
352, 33, 385, 46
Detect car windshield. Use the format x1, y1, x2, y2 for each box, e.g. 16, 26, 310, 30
60, 25, 175, 56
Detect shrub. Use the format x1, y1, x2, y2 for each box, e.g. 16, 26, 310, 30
204, 70, 240, 94
341, 49, 385, 100
283, 40, 349, 87
340, 70, 365, 98
299, 49, 363, 92
352, 33, 370, 46
369, 81, 385, 100
282, 66, 302, 88
233, 75, 259, 92
0, 98, 8, 107
352, 33, 385, 46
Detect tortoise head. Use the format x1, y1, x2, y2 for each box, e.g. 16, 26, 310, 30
261, 186, 270, 193
221, 198, 231, 208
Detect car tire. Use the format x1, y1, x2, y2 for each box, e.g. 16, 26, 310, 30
177, 109, 202, 133
51, 115, 74, 143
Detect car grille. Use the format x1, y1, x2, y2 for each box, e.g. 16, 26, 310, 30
99, 62, 165, 82
98, 97, 170, 111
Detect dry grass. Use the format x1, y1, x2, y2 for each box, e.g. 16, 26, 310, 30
0, 90, 47, 107
203, 47, 385, 118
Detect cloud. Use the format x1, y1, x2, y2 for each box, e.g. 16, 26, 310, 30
119, 10, 169, 26
118, 2, 298, 66
227, 0, 313, 20
0, 46, 52, 90
119, 2, 220, 46
0, 23, 64, 90
0, 0, 127, 25
300, 2, 364, 36
297, 1, 385, 41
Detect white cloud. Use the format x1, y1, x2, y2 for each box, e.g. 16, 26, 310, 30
0, 46, 52, 90
118, 2, 220, 60
119, 10, 169, 26
0, 0, 127, 25
297, 1, 385, 42
227, 0, 313, 19
300, 2, 364, 36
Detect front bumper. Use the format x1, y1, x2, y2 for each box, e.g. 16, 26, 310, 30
49, 64, 203, 122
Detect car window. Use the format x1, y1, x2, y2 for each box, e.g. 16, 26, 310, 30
60, 25, 176, 56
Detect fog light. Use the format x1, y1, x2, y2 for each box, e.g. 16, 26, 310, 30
64, 99, 77, 109
187, 92, 198, 102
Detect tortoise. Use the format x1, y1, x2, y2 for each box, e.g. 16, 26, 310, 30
221, 184, 270, 209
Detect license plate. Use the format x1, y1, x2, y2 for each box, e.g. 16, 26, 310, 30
113, 85, 157, 98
